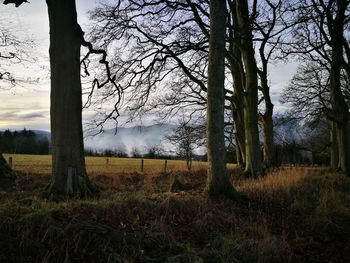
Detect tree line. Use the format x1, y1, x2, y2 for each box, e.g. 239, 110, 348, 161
0, 129, 49, 154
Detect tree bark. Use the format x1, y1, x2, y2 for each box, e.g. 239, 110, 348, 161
0, 152, 12, 190
206, 0, 239, 199
329, 0, 350, 176
330, 121, 339, 170
259, 76, 275, 168
235, 0, 263, 177
46, 0, 94, 197
229, 60, 246, 168
228, 0, 246, 168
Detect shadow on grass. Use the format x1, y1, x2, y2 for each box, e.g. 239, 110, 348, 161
0, 168, 349, 262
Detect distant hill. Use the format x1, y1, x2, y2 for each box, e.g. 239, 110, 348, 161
32, 130, 50, 140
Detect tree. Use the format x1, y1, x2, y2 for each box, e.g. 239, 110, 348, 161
284, 0, 350, 175
3, 0, 120, 197
89, 0, 288, 176
235, 0, 263, 176
328, 0, 350, 175
253, 0, 294, 168
166, 121, 205, 170
205, 0, 238, 198
46, 0, 94, 197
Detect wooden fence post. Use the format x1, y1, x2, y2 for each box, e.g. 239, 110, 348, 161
141, 159, 144, 173
164, 160, 168, 172
106, 158, 109, 168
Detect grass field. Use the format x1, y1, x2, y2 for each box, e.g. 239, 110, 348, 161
3, 154, 235, 175
1, 167, 350, 262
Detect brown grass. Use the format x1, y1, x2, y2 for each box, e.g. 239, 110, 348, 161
236, 167, 327, 198
0, 167, 349, 263
3, 153, 235, 175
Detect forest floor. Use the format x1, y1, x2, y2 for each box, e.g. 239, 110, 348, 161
0, 167, 349, 262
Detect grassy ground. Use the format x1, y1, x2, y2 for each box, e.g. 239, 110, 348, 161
2, 154, 236, 174
0, 167, 349, 262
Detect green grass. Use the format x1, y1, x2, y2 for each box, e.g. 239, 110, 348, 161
1, 167, 350, 262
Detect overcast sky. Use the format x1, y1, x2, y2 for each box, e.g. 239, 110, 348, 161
0, 1, 296, 131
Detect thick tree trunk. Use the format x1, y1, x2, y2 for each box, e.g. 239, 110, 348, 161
47, 0, 94, 197
329, 0, 350, 176
0, 152, 12, 190
259, 77, 275, 168
206, 0, 239, 199
330, 121, 339, 170
336, 119, 350, 175
235, 0, 263, 177
230, 65, 246, 167
228, 0, 245, 168
234, 134, 244, 166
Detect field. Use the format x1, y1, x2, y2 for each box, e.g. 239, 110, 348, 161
1, 156, 350, 263
3, 154, 234, 175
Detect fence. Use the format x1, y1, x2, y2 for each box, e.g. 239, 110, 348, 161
3, 154, 220, 175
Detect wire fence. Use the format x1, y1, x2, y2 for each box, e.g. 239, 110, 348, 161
4, 154, 235, 175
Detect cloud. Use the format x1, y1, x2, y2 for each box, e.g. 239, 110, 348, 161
0, 109, 47, 119
21, 112, 45, 119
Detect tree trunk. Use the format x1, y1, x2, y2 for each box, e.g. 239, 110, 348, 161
228, 0, 246, 168
0, 152, 12, 190
336, 119, 350, 175
259, 77, 275, 168
330, 121, 339, 170
46, 0, 95, 197
329, 0, 350, 176
206, 0, 239, 199
235, 0, 263, 177
230, 65, 246, 168
232, 100, 245, 167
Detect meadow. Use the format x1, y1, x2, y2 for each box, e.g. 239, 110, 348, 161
0, 156, 349, 263
2, 154, 236, 175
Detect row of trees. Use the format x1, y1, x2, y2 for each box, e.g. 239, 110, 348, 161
0, 129, 49, 154
1, 0, 349, 198
86, 0, 349, 176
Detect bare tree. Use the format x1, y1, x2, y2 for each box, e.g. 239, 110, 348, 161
166, 120, 204, 170
284, 0, 350, 175
253, 0, 296, 167
205, 0, 239, 198
234, 0, 263, 176
3, 0, 121, 197
88, 0, 299, 176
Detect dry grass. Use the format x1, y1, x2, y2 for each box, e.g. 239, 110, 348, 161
1, 166, 350, 262
236, 167, 327, 198
3, 154, 235, 175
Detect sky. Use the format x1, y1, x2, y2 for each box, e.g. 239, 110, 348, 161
0, 0, 297, 132
0, 0, 98, 131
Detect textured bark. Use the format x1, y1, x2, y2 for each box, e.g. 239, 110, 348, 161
259, 77, 275, 168
228, 0, 245, 167
329, 0, 350, 176
0, 152, 12, 190
230, 60, 245, 167
235, 0, 263, 177
330, 121, 339, 170
47, 0, 94, 197
232, 100, 245, 167
0, 152, 11, 178
206, 0, 238, 198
